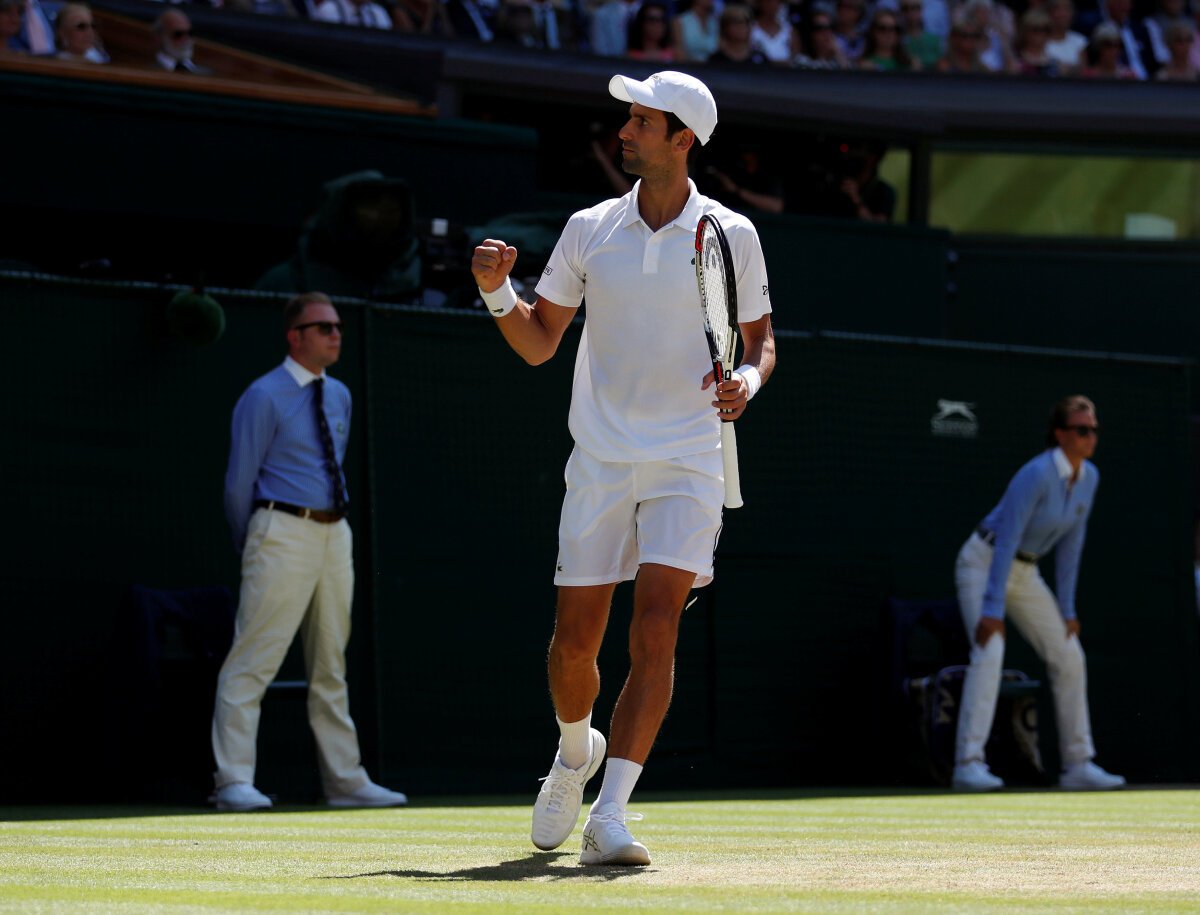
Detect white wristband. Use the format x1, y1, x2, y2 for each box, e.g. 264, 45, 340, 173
479, 278, 519, 317
734, 364, 762, 400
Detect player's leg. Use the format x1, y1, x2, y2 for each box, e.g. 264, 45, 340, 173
581, 562, 694, 867
581, 453, 721, 866
532, 586, 616, 850
211, 509, 320, 810
951, 532, 1007, 790
607, 563, 697, 764
534, 447, 636, 851
1006, 568, 1123, 789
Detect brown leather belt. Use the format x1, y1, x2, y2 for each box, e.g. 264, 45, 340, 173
254, 499, 345, 524
976, 526, 1038, 564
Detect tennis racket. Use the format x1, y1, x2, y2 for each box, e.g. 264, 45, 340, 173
694, 213, 743, 510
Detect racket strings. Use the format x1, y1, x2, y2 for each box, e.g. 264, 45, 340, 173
700, 237, 735, 362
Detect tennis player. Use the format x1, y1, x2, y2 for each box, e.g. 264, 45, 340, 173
471, 71, 775, 866
952, 395, 1125, 792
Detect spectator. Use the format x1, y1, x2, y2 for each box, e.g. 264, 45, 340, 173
794, 8, 849, 67
949, 395, 1125, 794
859, 7, 917, 69
496, 0, 560, 46
750, 0, 799, 63
709, 3, 768, 63
960, 0, 1016, 72
1, 0, 24, 52
1016, 8, 1062, 74
16, 0, 54, 55
394, 0, 459, 35
1081, 20, 1137, 76
590, 0, 637, 56
1045, 0, 1088, 69
55, 2, 107, 63
1098, 0, 1157, 78
1190, 2, 1200, 68
211, 291, 408, 813
1156, 18, 1198, 76
899, 0, 944, 68
787, 138, 895, 221
832, 0, 866, 60
153, 9, 210, 73
312, 0, 392, 29
937, 12, 990, 72
1145, 0, 1190, 64
626, 0, 674, 59
672, 0, 719, 61
224, 0, 301, 17
703, 142, 785, 212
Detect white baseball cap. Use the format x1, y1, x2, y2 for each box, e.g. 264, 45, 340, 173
608, 71, 718, 146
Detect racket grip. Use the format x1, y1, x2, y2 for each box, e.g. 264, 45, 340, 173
720, 422, 743, 509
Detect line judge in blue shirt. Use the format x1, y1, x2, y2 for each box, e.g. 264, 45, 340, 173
210, 291, 406, 812
952, 394, 1126, 792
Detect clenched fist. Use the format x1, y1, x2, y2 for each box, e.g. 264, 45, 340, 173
472, 239, 519, 293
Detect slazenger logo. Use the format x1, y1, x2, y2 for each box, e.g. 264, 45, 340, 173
931, 399, 979, 439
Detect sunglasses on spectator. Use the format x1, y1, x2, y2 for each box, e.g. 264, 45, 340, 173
812, 22, 833, 29
874, 23, 899, 31
293, 321, 344, 335
1062, 424, 1101, 437
644, 14, 665, 21
954, 29, 983, 39
900, 3, 921, 9
73, 20, 96, 30
170, 28, 192, 39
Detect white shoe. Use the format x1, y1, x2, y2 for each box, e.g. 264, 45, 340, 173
951, 760, 1005, 792
531, 728, 606, 851
580, 802, 651, 866
327, 781, 409, 808
212, 782, 272, 812
1059, 760, 1126, 790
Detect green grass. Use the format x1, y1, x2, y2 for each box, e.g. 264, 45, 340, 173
3, 788, 1199, 913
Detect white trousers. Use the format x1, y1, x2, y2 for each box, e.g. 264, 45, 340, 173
954, 532, 1096, 768
211, 508, 369, 795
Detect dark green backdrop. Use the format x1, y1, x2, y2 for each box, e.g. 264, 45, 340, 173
5, 273, 1198, 803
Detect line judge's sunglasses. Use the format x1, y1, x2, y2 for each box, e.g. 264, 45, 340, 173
292, 320, 344, 335
1062, 423, 1101, 437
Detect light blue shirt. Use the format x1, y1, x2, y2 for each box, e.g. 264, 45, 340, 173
223, 357, 351, 551
980, 448, 1098, 621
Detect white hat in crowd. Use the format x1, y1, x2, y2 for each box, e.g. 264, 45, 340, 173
608, 71, 718, 146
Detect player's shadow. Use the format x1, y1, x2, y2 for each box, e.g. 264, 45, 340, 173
327, 851, 651, 882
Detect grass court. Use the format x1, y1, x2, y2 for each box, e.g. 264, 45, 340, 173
3, 787, 1198, 913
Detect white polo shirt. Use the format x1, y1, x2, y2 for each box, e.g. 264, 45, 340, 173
535, 179, 772, 463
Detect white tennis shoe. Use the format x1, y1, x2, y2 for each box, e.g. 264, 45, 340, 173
531, 728, 606, 851
951, 760, 1005, 791
580, 802, 650, 866
1059, 760, 1126, 790
212, 782, 272, 812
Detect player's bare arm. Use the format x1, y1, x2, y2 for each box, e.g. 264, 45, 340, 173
703, 314, 775, 420
471, 237, 577, 366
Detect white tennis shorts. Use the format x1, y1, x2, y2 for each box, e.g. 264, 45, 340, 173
554, 445, 725, 589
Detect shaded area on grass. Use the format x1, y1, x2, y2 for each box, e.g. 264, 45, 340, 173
325, 851, 652, 882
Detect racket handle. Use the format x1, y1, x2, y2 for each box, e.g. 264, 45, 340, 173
720, 421, 743, 509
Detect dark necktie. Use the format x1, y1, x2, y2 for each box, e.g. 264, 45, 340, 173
312, 378, 349, 514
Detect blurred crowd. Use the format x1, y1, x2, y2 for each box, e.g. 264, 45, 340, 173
2, 0, 1197, 80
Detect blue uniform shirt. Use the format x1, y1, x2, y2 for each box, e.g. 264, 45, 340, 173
980, 447, 1098, 621
224, 357, 352, 551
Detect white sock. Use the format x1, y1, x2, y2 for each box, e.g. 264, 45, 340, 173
556, 713, 592, 770
591, 758, 643, 814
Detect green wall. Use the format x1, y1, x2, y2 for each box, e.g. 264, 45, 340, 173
5, 273, 1197, 801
